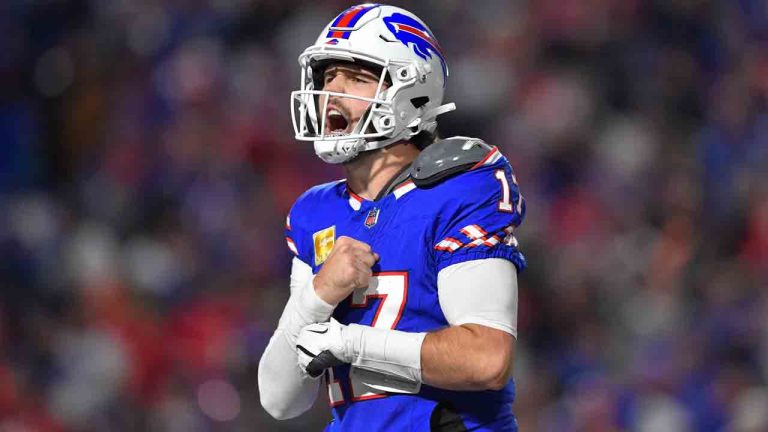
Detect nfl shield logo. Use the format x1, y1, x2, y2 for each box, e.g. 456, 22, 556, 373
364, 208, 380, 228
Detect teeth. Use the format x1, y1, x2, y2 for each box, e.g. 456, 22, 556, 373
326, 107, 348, 133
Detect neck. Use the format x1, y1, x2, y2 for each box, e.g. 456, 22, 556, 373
344, 141, 420, 200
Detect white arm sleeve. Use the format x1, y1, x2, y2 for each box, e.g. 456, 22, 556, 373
258, 257, 335, 420
437, 258, 518, 338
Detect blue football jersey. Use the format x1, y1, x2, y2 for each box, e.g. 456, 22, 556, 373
285, 145, 526, 431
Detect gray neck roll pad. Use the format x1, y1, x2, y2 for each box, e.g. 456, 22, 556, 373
410, 137, 494, 188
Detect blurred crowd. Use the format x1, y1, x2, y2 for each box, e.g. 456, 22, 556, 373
1, 0, 767, 430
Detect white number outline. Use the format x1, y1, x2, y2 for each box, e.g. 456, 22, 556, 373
326, 271, 409, 405
494, 169, 523, 214
494, 169, 514, 213
327, 368, 344, 408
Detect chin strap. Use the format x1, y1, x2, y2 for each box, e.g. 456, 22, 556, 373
407, 103, 457, 129
425, 102, 457, 121
314, 137, 364, 164
404, 102, 456, 141
359, 102, 458, 154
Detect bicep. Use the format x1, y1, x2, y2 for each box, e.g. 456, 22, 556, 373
437, 258, 518, 338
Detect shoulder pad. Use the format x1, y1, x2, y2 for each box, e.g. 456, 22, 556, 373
410, 137, 494, 187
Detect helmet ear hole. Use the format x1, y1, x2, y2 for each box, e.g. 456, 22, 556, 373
411, 97, 429, 109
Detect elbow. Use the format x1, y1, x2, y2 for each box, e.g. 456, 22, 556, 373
477, 334, 515, 391
482, 353, 513, 391
260, 390, 302, 421
262, 405, 294, 421
257, 359, 307, 420
484, 364, 513, 391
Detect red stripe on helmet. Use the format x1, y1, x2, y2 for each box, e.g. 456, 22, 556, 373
335, 6, 366, 28
327, 6, 367, 39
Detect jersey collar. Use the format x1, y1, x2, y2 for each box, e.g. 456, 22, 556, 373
374, 162, 413, 200
345, 162, 417, 211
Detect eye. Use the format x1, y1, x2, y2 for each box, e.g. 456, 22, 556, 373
353, 74, 377, 84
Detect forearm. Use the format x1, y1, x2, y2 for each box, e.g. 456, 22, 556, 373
258, 318, 321, 420
421, 324, 514, 391
335, 322, 513, 394
258, 259, 335, 419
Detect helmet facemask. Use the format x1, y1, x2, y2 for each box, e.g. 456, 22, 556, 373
292, 52, 399, 163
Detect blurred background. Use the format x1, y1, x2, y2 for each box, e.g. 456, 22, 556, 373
1, 0, 767, 430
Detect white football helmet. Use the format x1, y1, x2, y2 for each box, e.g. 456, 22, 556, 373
291, 4, 456, 163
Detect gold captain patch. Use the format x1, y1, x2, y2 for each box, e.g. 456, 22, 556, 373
313, 226, 336, 265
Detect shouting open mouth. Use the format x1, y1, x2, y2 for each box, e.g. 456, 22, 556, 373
325, 104, 351, 136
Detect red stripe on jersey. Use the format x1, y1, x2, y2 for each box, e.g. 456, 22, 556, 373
460, 225, 488, 239
434, 237, 463, 251
286, 237, 298, 255
485, 235, 502, 246
394, 179, 415, 191
470, 146, 499, 170
348, 189, 364, 203
471, 224, 488, 236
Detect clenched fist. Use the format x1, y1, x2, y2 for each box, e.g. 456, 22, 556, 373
313, 236, 379, 305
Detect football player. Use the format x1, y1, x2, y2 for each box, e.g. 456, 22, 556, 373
258, 4, 526, 431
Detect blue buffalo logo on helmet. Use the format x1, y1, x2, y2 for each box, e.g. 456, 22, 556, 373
382, 13, 447, 80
